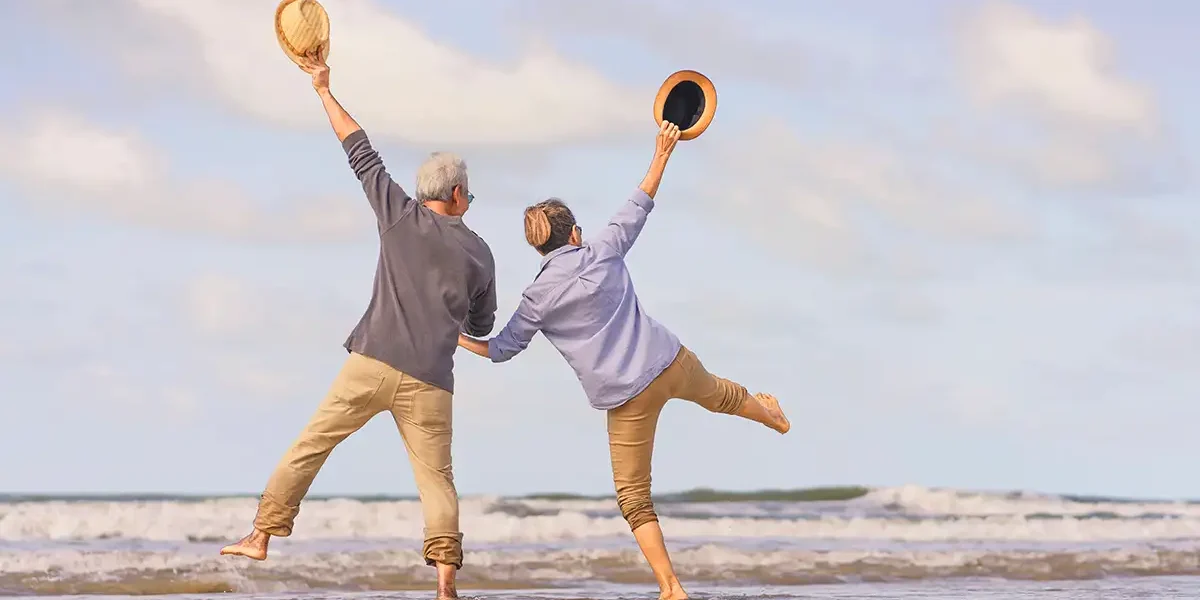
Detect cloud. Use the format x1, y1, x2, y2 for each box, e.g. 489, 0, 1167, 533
687, 119, 1025, 275
35, 0, 643, 146
960, 2, 1155, 133
185, 274, 262, 337
5, 115, 161, 191
177, 272, 362, 404
515, 1, 1169, 276
524, 1, 1180, 281
1118, 321, 1200, 372
951, 2, 1181, 193
0, 111, 365, 241
65, 362, 202, 423
183, 273, 353, 345
506, 0, 808, 89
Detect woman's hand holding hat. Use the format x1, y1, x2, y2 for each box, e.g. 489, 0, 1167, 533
654, 120, 682, 160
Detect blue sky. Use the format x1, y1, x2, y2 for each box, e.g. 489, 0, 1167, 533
0, 0, 1196, 499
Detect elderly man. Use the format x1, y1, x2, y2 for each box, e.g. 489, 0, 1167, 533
220, 53, 496, 600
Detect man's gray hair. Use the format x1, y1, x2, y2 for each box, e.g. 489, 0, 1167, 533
414, 151, 468, 203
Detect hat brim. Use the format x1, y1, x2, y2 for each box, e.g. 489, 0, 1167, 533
275, 0, 330, 67
653, 70, 717, 141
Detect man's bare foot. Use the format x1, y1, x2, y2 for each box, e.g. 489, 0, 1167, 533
436, 562, 458, 599
756, 393, 790, 434
219, 529, 270, 561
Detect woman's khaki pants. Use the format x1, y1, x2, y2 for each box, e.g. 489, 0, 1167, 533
607, 346, 750, 530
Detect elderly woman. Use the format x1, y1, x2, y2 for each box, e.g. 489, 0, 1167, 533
457, 120, 790, 600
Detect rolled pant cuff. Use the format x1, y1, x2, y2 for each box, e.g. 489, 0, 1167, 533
624, 510, 660, 532
423, 533, 464, 569
725, 387, 750, 415
253, 493, 299, 537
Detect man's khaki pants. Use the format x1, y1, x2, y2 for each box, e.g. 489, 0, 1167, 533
607, 346, 749, 531
254, 352, 463, 568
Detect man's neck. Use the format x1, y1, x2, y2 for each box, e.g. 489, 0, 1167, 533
423, 200, 454, 216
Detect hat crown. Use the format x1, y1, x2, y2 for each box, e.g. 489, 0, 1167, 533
275, 0, 330, 64
653, 70, 718, 141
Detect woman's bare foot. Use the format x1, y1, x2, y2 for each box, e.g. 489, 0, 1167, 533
755, 393, 790, 434
659, 581, 689, 600
219, 529, 270, 561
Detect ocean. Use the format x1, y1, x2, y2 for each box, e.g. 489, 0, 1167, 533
2, 485, 1199, 599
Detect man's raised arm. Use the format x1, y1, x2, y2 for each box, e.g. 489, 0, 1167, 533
591, 121, 681, 256
300, 53, 413, 229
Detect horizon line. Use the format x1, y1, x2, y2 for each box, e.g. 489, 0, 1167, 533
0, 485, 1191, 504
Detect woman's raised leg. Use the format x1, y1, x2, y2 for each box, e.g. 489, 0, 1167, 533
674, 347, 789, 433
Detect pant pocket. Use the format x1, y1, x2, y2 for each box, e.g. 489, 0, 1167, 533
330, 354, 386, 409
409, 385, 452, 433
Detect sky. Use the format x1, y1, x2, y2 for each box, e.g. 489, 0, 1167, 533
0, 0, 1197, 499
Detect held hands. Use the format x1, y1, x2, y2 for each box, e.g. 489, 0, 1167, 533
296, 49, 331, 95
458, 333, 490, 358
654, 120, 682, 160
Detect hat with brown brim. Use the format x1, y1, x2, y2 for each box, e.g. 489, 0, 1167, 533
653, 70, 717, 141
275, 0, 330, 66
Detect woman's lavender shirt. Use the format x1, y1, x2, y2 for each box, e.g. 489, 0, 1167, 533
487, 189, 682, 410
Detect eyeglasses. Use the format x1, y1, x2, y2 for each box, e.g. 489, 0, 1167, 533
467, 193, 474, 205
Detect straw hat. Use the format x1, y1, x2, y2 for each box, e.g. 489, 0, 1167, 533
275, 0, 330, 66
653, 70, 717, 141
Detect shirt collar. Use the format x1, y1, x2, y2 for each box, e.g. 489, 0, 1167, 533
539, 244, 582, 268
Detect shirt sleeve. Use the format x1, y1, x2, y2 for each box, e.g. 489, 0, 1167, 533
487, 295, 541, 363
342, 129, 416, 230
588, 188, 655, 257
463, 272, 498, 337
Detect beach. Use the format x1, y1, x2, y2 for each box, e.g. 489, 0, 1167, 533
3, 485, 1199, 598
4, 580, 1200, 600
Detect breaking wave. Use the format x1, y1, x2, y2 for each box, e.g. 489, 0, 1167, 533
3, 485, 1198, 543
4, 543, 1200, 595
4, 485, 1200, 595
